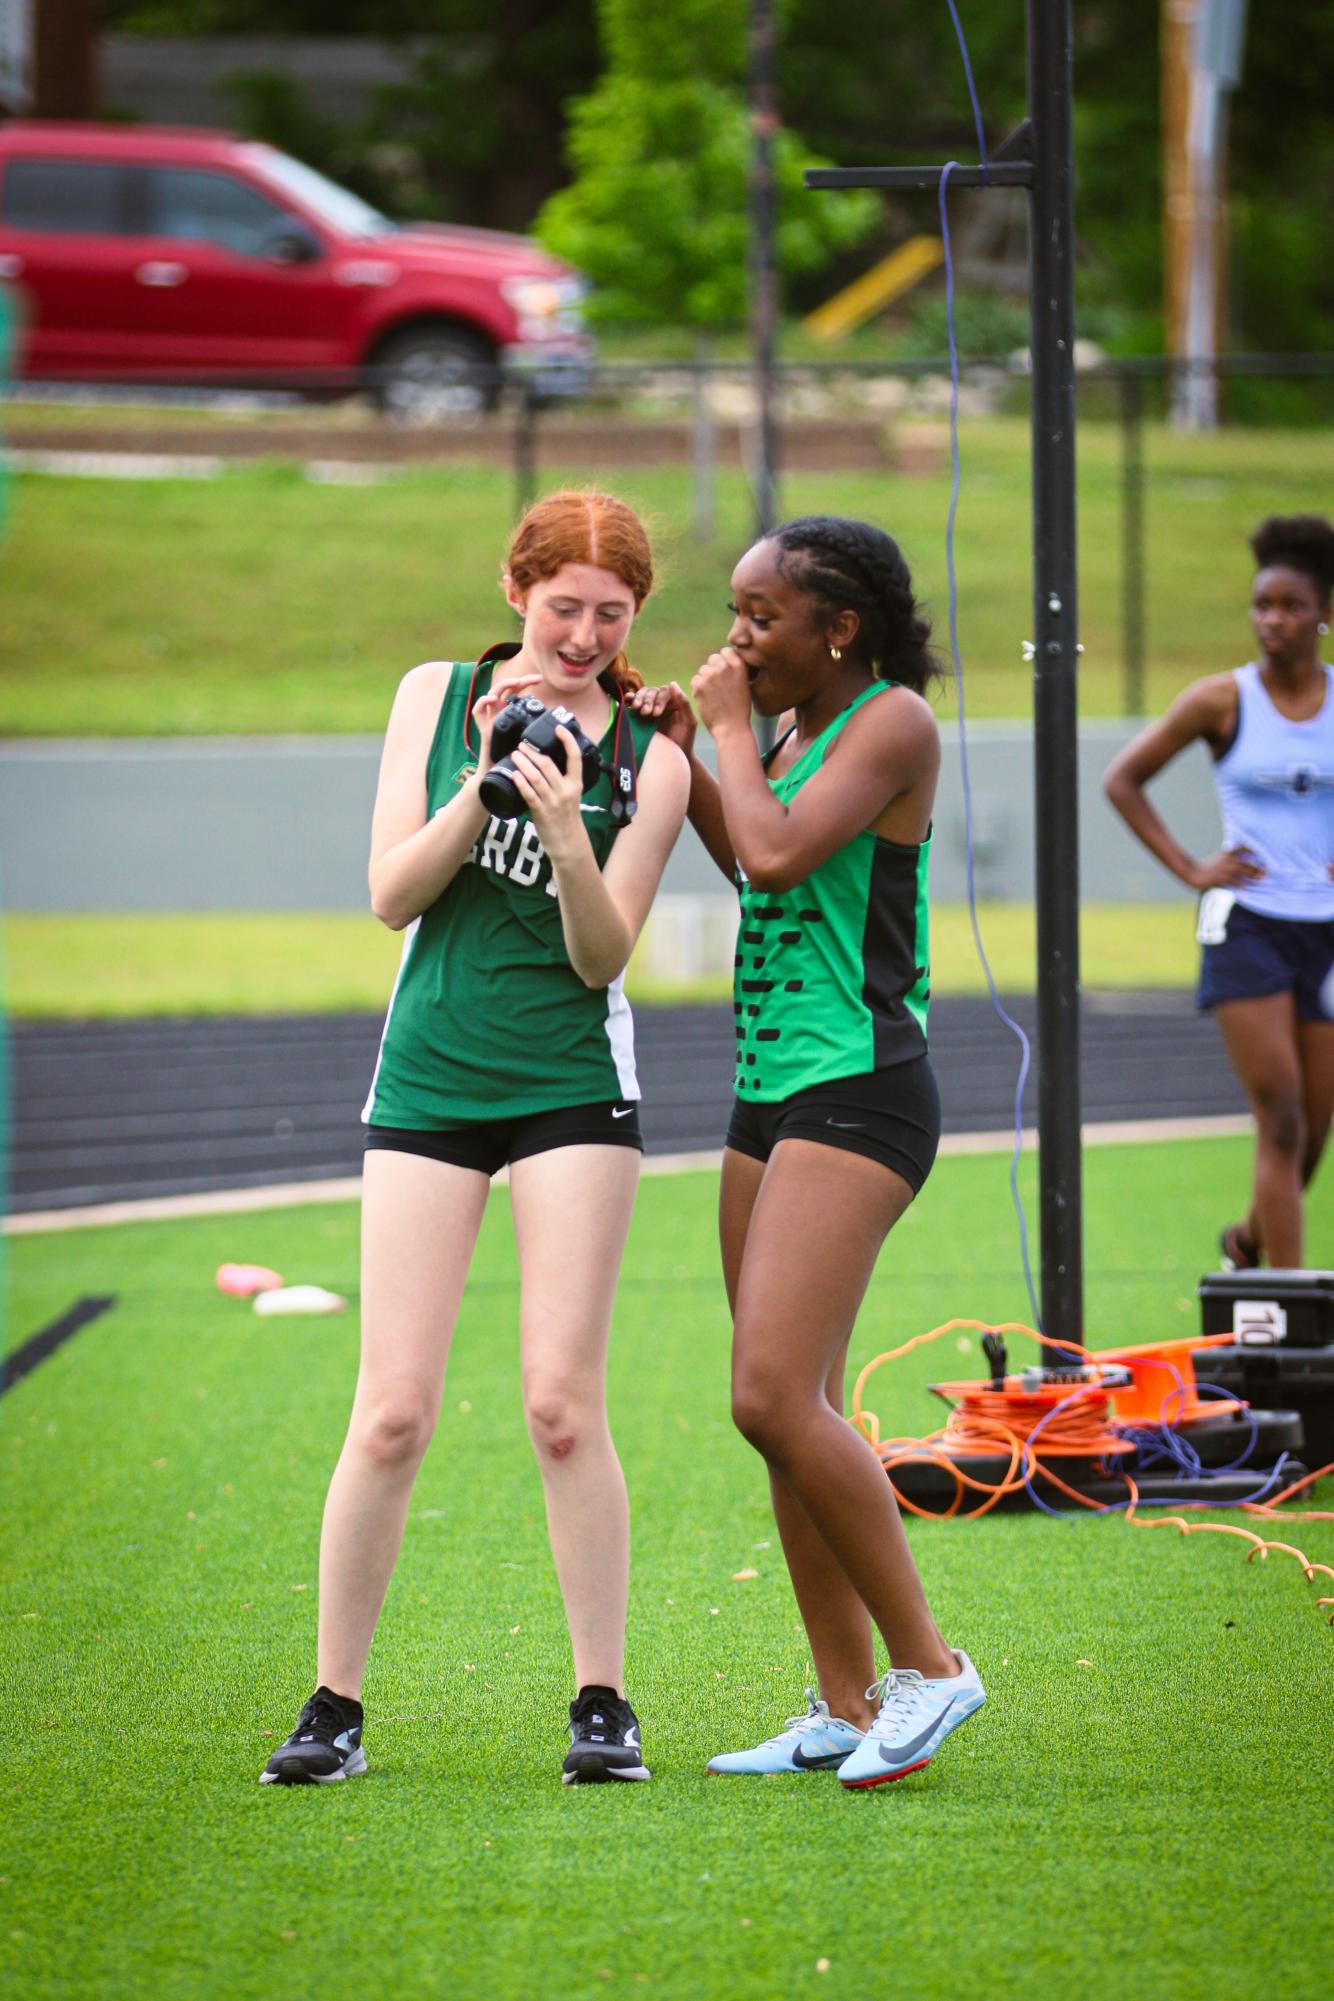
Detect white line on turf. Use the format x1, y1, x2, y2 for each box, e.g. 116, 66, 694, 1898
2, 1116, 1252, 1235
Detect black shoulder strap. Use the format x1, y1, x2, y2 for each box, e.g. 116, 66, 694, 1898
762, 723, 798, 772
460, 642, 524, 758
606, 696, 639, 827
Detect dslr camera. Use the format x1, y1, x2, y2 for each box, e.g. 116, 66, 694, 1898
480, 693, 603, 819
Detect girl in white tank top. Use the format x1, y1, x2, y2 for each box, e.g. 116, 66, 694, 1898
1104, 512, 1334, 1272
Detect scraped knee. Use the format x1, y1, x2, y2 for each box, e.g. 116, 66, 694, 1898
523, 1375, 592, 1463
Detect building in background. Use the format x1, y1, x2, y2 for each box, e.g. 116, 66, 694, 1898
1, 0, 31, 114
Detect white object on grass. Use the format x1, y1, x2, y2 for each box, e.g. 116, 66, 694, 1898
253, 1285, 346, 1317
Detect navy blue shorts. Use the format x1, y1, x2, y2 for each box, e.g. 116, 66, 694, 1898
365, 1099, 643, 1178
724, 1054, 941, 1194
1197, 902, 1334, 1020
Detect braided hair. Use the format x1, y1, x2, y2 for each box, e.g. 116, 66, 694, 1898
1249, 513, 1334, 604
769, 516, 941, 695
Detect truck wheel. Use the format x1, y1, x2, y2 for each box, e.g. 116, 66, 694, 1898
370, 326, 498, 421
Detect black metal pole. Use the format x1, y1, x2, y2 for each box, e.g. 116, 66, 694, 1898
1027, 0, 1083, 1357
804, 0, 1086, 1361
748, 0, 780, 540
1120, 370, 1146, 718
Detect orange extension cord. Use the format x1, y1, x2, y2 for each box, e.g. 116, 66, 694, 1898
852, 1319, 1334, 1623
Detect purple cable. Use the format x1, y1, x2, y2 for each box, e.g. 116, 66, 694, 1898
939, 158, 1041, 1329
1017, 1376, 1289, 1519
945, 0, 990, 178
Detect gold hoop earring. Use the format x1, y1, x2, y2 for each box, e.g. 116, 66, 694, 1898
829, 646, 842, 661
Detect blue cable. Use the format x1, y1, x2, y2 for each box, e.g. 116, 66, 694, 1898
938, 158, 1041, 1329
1120, 1379, 1260, 1479
1016, 1376, 1288, 1512
944, 0, 990, 179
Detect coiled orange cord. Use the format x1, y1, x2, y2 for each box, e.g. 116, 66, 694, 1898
852, 1318, 1334, 1621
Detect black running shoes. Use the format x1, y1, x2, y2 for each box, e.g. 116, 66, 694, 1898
260, 1681, 646, 1787
260, 1686, 366, 1785
562, 1685, 651, 1785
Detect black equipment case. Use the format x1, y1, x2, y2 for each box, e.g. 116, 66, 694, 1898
1198, 1269, 1334, 1347
1196, 1270, 1334, 1476
1196, 1347, 1334, 1474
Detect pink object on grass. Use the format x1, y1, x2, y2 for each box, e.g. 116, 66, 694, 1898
216, 1263, 285, 1298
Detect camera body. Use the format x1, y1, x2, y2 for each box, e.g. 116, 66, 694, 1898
486, 692, 546, 767
480, 695, 604, 819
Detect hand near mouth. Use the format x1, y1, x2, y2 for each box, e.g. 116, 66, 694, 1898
692, 646, 754, 737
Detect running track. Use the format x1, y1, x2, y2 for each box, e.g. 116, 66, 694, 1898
7, 994, 1246, 1215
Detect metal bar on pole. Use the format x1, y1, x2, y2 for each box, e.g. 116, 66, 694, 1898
1027, 0, 1084, 1357
806, 162, 1033, 190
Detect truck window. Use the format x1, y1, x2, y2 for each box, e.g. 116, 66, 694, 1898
144, 169, 294, 258
1, 160, 128, 234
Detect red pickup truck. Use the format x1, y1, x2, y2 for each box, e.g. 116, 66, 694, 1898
0, 122, 592, 415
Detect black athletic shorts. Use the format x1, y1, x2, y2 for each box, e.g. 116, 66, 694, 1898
724, 1053, 941, 1194
365, 1099, 643, 1178
1196, 900, 1334, 1020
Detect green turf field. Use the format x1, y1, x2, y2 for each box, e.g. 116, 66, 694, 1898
2, 419, 1331, 735
3, 1140, 1331, 2001
2, 902, 1198, 1016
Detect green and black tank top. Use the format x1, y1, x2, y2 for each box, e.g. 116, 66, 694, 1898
733, 680, 931, 1102
363, 656, 658, 1129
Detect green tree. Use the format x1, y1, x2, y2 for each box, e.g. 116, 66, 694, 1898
779, 0, 1333, 356
535, 0, 877, 330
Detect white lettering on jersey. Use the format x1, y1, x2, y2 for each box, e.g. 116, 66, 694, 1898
480, 818, 519, 872
465, 812, 559, 896
508, 819, 546, 887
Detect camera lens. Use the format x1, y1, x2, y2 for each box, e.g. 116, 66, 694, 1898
478, 764, 525, 817
476, 704, 600, 820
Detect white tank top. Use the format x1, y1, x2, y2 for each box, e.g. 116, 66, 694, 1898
1212, 662, 1334, 921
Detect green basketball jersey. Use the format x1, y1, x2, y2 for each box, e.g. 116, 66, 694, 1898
733, 681, 931, 1101
364, 657, 658, 1129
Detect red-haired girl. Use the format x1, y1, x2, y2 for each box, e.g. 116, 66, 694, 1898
262, 491, 688, 1788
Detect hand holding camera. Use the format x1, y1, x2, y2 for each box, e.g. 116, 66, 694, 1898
480, 691, 604, 824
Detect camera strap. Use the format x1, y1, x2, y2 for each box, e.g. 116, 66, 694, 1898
461, 642, 523, 759
606, 696, 639, 828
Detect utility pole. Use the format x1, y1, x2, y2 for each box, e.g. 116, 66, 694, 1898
1161, 0, 1197, 389
748, 0, 780, 541
33, 0, 100, 119
1163, 0, 1249, 429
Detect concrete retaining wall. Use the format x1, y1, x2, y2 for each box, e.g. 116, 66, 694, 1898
1, 725, 1221, 974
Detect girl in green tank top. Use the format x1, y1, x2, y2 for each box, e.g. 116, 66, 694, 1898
262, 494, 688, 1793
631, 516, 985, 1787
